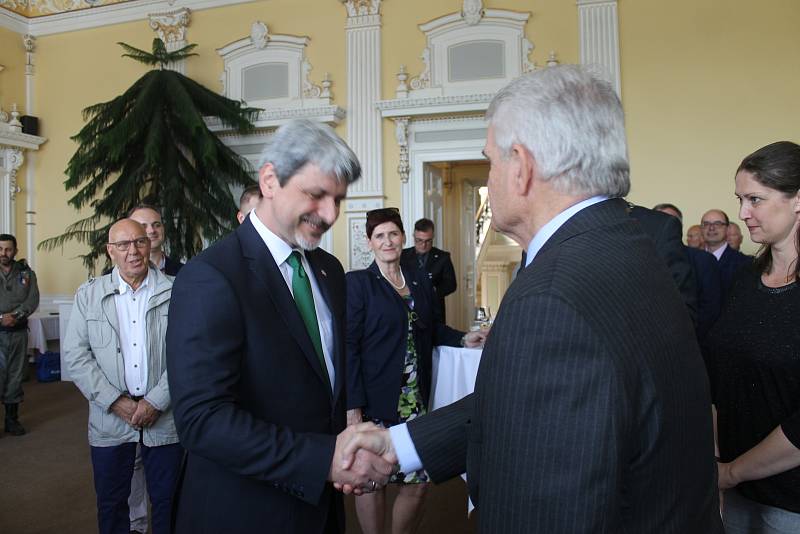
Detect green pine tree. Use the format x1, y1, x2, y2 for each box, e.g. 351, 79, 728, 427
39, 38, 260, 272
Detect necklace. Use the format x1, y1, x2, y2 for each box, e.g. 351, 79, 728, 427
379, 266, 406, 290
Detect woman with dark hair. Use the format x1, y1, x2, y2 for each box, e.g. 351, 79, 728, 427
346, 208, 486, 534
708, 141, 800, 533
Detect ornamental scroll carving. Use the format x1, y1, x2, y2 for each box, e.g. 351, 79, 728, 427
341, 0, 381, 17
392, 116, 410, 183
148, 8, 191, 45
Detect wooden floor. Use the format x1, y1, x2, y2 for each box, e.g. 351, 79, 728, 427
0, 371, 476, 533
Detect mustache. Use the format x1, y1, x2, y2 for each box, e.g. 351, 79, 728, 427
300, 214, 331, 233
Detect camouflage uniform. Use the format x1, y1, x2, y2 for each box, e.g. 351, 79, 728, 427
0, 259, 39, 434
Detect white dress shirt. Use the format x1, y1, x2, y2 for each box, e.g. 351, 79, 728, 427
113, 268, 154, 397
708, 242, 727, 261
390, 195, 610, 474
249, 211, 336, 390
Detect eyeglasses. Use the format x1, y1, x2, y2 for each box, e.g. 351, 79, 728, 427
414, 238, 433, 246
108, 237, 150, 251
701, 221, 728, 229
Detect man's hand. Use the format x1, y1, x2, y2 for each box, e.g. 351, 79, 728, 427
130, 399, 161, 428
110, 396, 138, 425
1, 314, 17, 327
329, 423, 396, 495
346, 408, 363, 427
464, 329, 489, 348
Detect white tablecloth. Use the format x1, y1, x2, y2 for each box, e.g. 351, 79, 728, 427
430, 345, 483, 514
431, 345, 482, 410
27, 313, 60, 354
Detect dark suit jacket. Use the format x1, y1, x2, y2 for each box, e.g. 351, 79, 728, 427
400, 246, 457, 321
407, 199, 722, 533
163, 254, 183, 276
628, 205, 697, 324
166, 219, 347, 534
686, 247, 722, 342
717, 245, 752, 298
346, 262, 463, 423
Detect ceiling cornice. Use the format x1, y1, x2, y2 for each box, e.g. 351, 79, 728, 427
0, 0, 260, 36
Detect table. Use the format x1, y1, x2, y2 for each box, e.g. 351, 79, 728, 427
430, 345, 483, 514
27, 313, 60, 354
430, 345, 483, 410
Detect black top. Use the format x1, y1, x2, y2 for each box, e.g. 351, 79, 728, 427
708, 265, 800, 512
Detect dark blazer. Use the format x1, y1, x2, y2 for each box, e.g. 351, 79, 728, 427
717, 245, 752, 297
166, 219, 347, 534
346, 262, 463, 423
686, 246, 722, 342
400, 246, 457, 321
407, 199, 722, 533
162, 254, 183, 276
628, 205, 697, 323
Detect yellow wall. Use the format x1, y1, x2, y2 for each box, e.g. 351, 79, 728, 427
2, 0, 797, 297
621, 0, 800, 253
0, 26, 26, 114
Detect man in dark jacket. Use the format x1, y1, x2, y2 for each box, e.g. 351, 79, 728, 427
400, 218, 457, 322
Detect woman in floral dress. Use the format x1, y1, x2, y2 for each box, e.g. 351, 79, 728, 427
345, 208, 482, 533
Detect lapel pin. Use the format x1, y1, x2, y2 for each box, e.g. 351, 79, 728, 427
321, 269, 327, 277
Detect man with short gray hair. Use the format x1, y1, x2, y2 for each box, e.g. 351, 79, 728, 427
167, 119, 395, 533
343, 66, 723, 533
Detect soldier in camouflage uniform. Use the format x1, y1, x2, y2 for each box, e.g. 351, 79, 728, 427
0, 234, 40, 436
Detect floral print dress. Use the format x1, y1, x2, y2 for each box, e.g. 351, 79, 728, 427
366, 294, 429, 484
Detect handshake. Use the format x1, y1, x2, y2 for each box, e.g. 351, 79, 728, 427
328, 422, 397, 495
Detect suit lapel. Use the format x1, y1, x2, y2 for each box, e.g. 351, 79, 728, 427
237, 221, 332, 393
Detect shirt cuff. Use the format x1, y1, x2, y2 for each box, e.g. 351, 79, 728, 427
389, 423, 424, 473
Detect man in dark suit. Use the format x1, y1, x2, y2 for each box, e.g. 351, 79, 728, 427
166, 120, 394, 534
400, 218, 457, 322
341, 66, 723, 532
701, 208, 751, 295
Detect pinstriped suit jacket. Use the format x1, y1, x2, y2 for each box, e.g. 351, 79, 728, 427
408, 198, 723, 533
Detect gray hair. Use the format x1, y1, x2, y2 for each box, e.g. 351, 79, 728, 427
257, 119, 361, 186
486, 65, 630, 198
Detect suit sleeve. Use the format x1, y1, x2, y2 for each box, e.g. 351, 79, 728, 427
407, 394, 472, 481
659, 217, 697, 324
437, 253, 457, 298
345, 274, 368, 410
166, 260, 335, 506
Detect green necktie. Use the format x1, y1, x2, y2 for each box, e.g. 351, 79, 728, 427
286, 251, 330, 389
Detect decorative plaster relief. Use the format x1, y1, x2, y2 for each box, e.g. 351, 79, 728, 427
348, 216, 372, 271
23, 33, 35, 75
250, 20, 268, 49
461, 0, 483, 26
341, 0, 380, 17
148, 7, 190, 44
392, 116, 409, 183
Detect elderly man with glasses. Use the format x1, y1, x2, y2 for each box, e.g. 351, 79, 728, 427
63, 218, 182, 534
701, 209, 751, 295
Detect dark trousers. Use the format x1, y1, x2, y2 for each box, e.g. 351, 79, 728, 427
90, 441, 183, 534
0, 329, 28, 404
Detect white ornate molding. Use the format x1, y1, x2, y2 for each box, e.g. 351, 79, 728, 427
148, 8, 190, 74
347, 215, 373, 271
377, 93, 495, 117
206, 106, 346, 132
341, 0, 381, 17
577, 0, 621, 97
0, 0, 258, 36
250, 21, 268, 49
